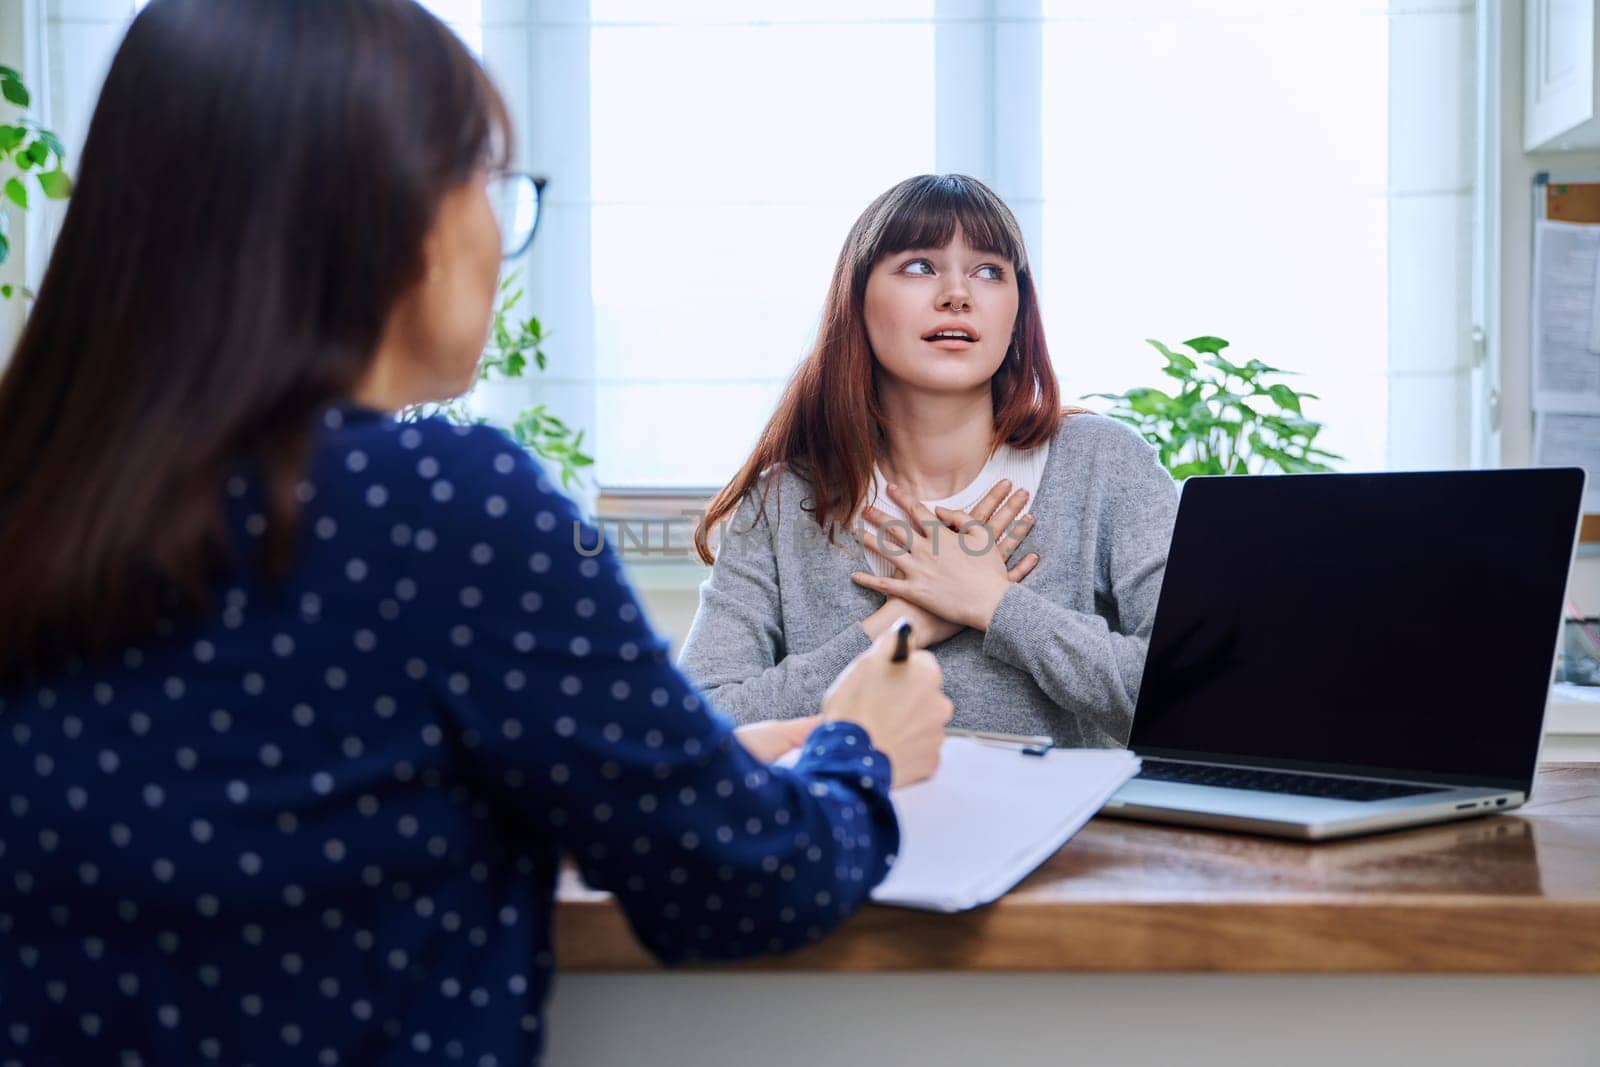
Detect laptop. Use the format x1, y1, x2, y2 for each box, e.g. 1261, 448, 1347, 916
1103, 467, 1586, 841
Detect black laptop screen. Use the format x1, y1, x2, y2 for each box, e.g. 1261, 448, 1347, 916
1128, 469, 1584, 790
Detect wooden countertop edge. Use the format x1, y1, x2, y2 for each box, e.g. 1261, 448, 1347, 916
554, 898, 1600, 974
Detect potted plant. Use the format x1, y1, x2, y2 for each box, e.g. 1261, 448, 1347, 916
1086, 335, 1340, 479
0, 66, 72, 300
414, 271, 594, 492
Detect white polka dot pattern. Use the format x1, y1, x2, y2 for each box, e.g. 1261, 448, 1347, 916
0, 406, 896, 1066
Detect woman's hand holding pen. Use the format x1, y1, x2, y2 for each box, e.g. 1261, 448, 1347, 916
821, 620, 952, 787
854, 480, 1038, 634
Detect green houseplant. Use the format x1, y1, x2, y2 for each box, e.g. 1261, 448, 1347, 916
1087, 335, 1340, 480
416, 272, 594, 490
0, 66, 72, 299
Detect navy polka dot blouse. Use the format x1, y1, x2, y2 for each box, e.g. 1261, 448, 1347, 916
0, 405, 898, 1066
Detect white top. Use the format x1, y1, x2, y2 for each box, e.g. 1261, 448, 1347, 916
860, 441, 1051, 577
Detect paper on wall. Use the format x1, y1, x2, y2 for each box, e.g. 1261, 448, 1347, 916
1533, 220, 1600, 413
1534, 412, 1600, 513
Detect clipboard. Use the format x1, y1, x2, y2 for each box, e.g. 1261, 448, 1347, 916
776, 736, 1139, 911
944, 726, 1054, 757
866, 738, 1139, 912
1531, 171, 1600, 540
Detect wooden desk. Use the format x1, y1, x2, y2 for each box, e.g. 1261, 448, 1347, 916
545, 767, 1600, 1066
555, 763, 1600, 974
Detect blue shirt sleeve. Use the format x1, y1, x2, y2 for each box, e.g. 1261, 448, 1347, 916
396, 423, 898, 962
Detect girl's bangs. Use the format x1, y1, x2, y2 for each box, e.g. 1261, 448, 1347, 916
870, 178, 1025, 270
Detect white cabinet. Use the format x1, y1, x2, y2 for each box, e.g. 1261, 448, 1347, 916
1526, 0, 1600, 150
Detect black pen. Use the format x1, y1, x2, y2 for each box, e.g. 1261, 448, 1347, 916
890, 618, 913, 663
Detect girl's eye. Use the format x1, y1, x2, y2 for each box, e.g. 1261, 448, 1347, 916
976, 264, 1006, 281
901, 259, 934, 276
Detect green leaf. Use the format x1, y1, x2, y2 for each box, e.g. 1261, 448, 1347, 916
3, 178, 25, 210
36, 169, 71, 199
0, 125, 23, 154
22, 140, 49, 168
1, 74, 29, 109
1266, 384, 1303, 414
1207, 353, 1246, 378
0, 284, 11, 298
1116, 387, 1172, 418
1263, 413, 1317, 435
31, 127, 64, 160
1182, 335, 1230, 356
1145, 338, 1198, 371
0, 230, 8, 265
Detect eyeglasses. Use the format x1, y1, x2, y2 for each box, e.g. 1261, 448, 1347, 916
488, 172, 545, 260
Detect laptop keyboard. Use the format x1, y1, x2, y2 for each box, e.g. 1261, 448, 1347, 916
1136, 758, 1441, 802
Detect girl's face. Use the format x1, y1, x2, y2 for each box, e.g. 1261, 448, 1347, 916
861, 225, 1020, 399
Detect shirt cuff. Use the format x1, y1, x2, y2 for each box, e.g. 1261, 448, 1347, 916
792, 721, 893, 793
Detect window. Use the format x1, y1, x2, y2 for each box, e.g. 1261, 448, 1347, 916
575, 1, 1476, 488
21, 1, 1479, 492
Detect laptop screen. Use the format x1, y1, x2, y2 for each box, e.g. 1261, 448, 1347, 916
1128, 468, 1584, 790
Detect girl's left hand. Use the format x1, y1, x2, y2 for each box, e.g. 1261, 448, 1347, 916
851, 483, 1038, 632
734, 715, 823, 763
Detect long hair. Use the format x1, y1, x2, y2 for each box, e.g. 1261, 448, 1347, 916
0, 0, 509, 681
694, 174, 1063, 564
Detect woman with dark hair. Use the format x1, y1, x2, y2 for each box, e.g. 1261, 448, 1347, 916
680, 174, 1178, 747
0, 1, 952, 1063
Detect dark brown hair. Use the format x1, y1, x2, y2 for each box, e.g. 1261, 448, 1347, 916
0, 0, 510, 681
694, 173, 1064, 564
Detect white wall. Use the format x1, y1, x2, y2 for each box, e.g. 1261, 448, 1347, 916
547, 973, 1600, 1067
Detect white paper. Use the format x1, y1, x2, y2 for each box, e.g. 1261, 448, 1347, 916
1591, 239, 1600, 355
775, 737, 1138, 912
869, 739, 1139, 912
1534, 412, 1600, 512
1533, 220, 1600, 413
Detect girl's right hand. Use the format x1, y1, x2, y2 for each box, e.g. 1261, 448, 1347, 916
860, 477, 1040, 646
821, 621, 953, 788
